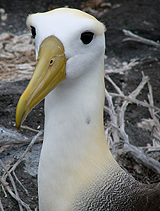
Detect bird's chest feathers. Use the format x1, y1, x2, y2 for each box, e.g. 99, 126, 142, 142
39, 125, 111, 211
38, 88, 111, 210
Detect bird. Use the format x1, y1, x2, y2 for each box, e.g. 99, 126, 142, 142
16, 8, 160, 211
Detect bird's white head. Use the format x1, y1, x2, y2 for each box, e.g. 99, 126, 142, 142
16, 8, 106, 129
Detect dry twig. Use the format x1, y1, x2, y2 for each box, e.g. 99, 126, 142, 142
21, 126, 40, 133
13, 171, 29, 196
0, 126, 43, 147
123, 143, 160, 174
0, 198, 4, 211
123, 29, 160, 47
0, 160, 25, 211
105, 59, 139, 74
9, 131, 43, 173
109, 93, 160, 113
0, 131, 43, 210
1, 176, 31, 210
104, 72, 160, 174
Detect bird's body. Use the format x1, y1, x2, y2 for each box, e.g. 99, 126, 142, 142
16, 8, 160, 211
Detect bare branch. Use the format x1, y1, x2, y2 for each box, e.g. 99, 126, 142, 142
105, 75, 124, 96
104, 71, 160, 175
9, 131, 43, 173
0, 159, 23, 211
105, 59, 139, 74
13, 171, 29, 196
0, 132, 42, 210
0, 126, 43, 147
123, 29, 160, 47
1, 177, 31, 211
104, 89, 120, 143
109, 93, 160, 113
148, 82, 160, 125
21, 125, 40, 133
128, 72, 149, 99
0, 198, 4, 211
119, 73, 149, 138
123, 143, 160, 174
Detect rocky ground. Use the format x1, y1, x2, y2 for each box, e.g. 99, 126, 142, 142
0, 0, 160, 210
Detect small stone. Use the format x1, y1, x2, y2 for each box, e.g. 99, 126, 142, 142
1, 13, 7, 21
1, 22, 6, 26
0, 8, 5, 14
0, 32, 10, 41
133, 164, 143, 175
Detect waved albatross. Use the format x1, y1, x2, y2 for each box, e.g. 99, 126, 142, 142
16, 8, 160, 211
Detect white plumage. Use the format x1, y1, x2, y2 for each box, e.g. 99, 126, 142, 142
16, 8, 160, 211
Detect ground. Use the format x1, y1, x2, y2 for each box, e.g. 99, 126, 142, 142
0, 0, 160, 210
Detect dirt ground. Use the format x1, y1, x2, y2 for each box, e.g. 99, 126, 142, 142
0, 0, 160, 210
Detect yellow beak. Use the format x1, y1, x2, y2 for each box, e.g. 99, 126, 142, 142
16, 35, 66, 130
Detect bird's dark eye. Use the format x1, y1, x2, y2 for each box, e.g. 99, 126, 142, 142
30, 26, 36, 38
81, 32, 94, 44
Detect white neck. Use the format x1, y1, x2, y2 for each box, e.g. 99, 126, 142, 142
38, 56, 117, 211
